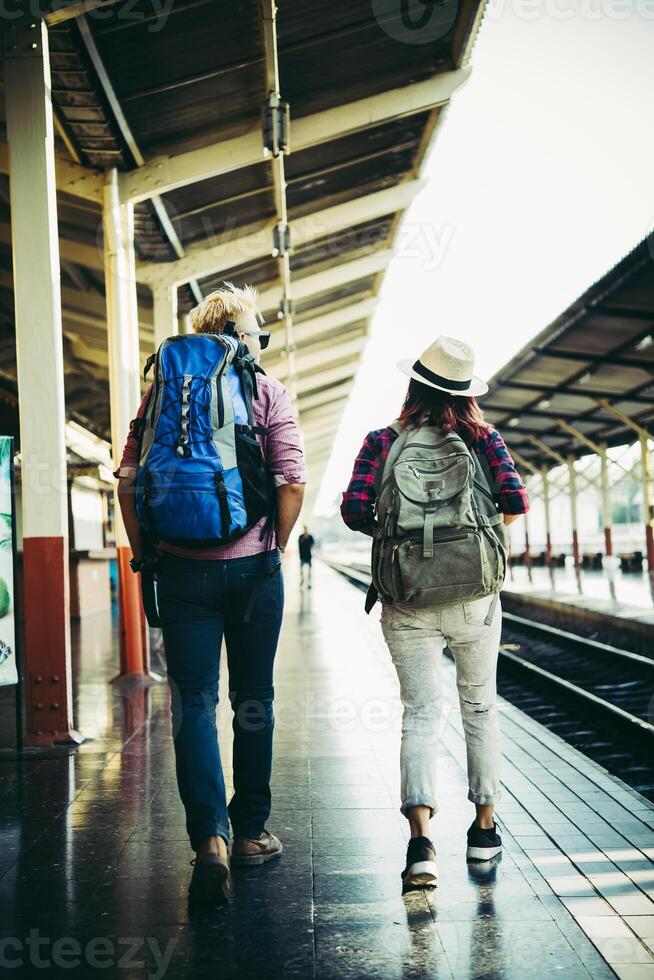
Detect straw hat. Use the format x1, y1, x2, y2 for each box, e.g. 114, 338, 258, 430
397, 336, 488, 397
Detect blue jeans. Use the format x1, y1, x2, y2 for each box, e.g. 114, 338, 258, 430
156, 548, 284, 849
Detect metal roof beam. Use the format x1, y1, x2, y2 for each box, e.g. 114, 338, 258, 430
256, 250, 392, 315
0, 142, 103, 204
527, 435, 568, 468
296, 362, 357, 397
118, 72, 467, 204
594, 399, 653, 442
273, 334, 367, 381
44, 1, 125, 25
533, 346, 654, 370
267, 299, 377, 356
138, 179, 424, 288
298, 380, 354, 413
497, 380, 654, 405
301, 396, 349, 423
509, 449, 540, 475
484, 404, 585, 424
593, 305, 654, 321
300, 412, 346, 439
75, 14, 204, 308
0, 220, 104, 272
555, 418, 602, 456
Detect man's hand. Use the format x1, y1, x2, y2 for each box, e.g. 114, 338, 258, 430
276, 483, 305, 551
116, 475, 144, 561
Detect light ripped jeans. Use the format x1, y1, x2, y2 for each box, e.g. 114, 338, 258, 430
381, 592, 502, 817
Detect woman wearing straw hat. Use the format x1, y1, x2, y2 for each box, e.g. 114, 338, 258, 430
341, 336, 529, 887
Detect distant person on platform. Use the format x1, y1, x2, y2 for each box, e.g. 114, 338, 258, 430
298, 526, 315, 589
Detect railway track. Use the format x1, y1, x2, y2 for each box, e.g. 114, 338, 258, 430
325, 558, 654, 798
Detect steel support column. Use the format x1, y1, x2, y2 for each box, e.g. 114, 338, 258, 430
599, 443, 613, 557
541, 465, 552, 564
523, 509, 532, 567
556, 418, 612, 559
261, 0, 297, 403
640, 434, 654, 571
4, 20, 82, 745
595, 399, 653, 571
152, 284, 178, 349
103, 169, 148, 676
567, 454, 580, 567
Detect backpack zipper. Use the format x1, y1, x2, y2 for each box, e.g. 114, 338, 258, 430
214, 340, 232, 429
406, 529, 472, 556
391, 544, 405, 600
404, 456, 460, 480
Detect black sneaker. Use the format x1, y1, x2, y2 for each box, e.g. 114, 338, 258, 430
401, 836, 438, 887
188, 853, 230, 904
466, 820, 502, 861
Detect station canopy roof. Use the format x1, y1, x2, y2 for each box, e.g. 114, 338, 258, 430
483, 234, 654, 471
0, 0, 485, 502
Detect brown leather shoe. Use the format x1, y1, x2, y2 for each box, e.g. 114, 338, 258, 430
188, 853, 230, 904
231, 830, 283, 866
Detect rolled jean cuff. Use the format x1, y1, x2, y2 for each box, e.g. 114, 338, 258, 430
190, 825, 230, 851
400, 798, 438, 819
467, 789, 502, 805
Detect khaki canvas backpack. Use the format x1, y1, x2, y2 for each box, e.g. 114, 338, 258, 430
368, 422, 509, 615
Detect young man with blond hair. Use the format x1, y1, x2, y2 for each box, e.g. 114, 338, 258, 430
114, 284, 305, 901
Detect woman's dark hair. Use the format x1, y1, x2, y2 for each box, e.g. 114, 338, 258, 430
398, 379, 491, 444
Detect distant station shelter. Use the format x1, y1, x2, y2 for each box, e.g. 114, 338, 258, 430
483, 237, 654, 578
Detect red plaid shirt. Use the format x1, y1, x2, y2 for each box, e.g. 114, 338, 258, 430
341, 425, 529, 532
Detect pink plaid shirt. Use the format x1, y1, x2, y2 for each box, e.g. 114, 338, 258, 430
114, 374, 306, 559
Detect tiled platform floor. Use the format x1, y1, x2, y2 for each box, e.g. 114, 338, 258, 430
1, 560, 653, 978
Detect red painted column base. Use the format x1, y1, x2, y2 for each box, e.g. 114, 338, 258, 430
545, 533, 552, 565
646, 524, 654, 573
604, 527, 613, 558
115, 546, 148, 677
22, 536, 83, 747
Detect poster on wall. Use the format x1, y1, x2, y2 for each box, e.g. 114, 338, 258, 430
0, 437, 17, 687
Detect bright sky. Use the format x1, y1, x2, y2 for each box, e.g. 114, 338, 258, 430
313, 11, 654, 516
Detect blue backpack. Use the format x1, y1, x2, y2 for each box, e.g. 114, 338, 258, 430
133, 327, 275, 549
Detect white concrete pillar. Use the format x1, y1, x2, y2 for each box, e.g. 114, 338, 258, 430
541, 465, 552, 564
640, 434, 654, 571
152, 283, 178, 349
598, 443, 613, 556
5, 19, 80, 745
567, 454, 580, 567
103, 168, 147, 675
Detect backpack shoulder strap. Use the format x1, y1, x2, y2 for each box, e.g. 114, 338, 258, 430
232, 342, 261, 425
467, 436, 501, 507
373, 421, 407, 496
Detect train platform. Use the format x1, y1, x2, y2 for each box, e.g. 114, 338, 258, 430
503, 564, 654, 641
2, 560, 654, 979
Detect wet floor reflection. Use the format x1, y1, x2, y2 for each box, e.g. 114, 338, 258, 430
0, 561, 621, 978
